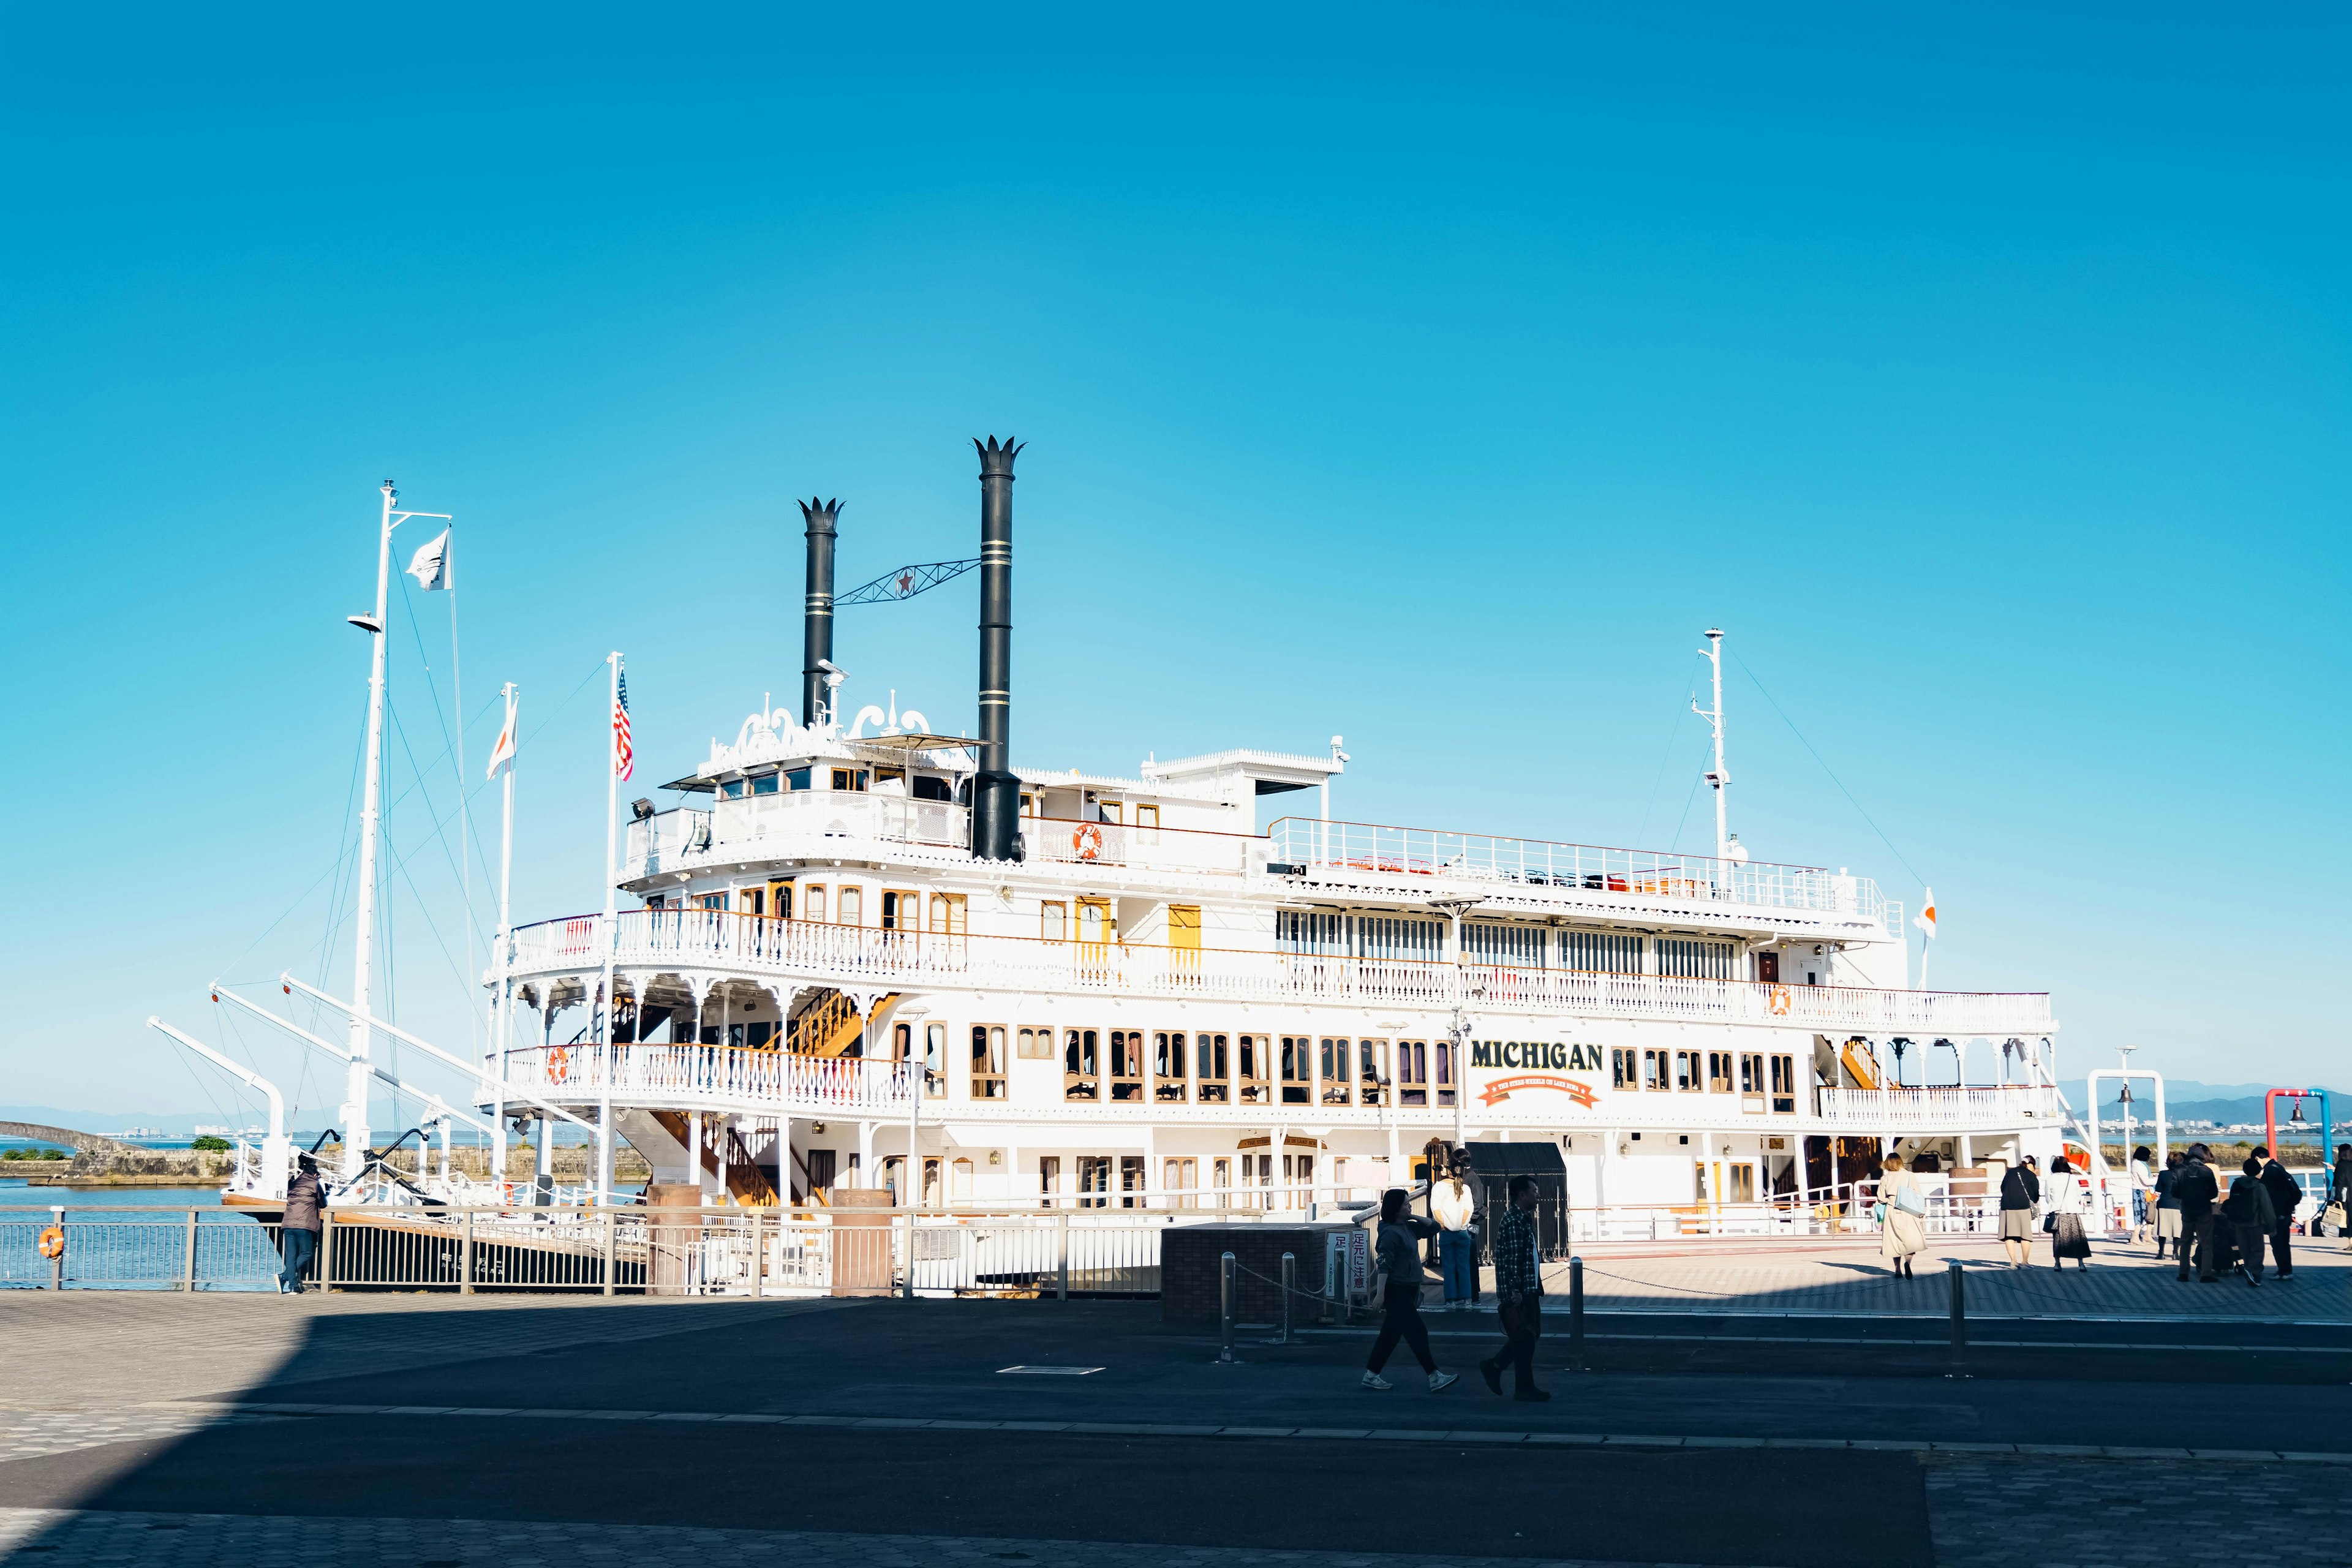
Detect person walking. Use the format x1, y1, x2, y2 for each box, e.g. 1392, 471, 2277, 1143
2128, 1145, 2154, 1245
2153, 1150, 2183, 1260
1878, 1153, 1929, 1278
2225, 1156, 2278, 1286
1476, 1174, 1548, 1401
1362, 1188, 1458, 1391
1999, 1155, 2040, 1268
2255, 1147, 2301, 1281
1431, 1151, 1478, 1312
278, 1154, 325, 1295
2045, 1156, 2091, 1270
2332, 1144, 2352, 1244
2173, 1143, 2221, 1283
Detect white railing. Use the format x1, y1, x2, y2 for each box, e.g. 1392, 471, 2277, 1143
1268, 817, 1889, 928
624, 794, 971, 879
1817, 1085, 2062, 1128
508, 1041, 913, 1114
1019, 816, 1259, 876
508, 910, 2054, 1035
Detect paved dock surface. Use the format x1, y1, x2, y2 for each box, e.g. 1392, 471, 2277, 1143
1, 1238, 2348, 1568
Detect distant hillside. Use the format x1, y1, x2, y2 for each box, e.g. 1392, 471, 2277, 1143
2075, 1080, 2345, 1132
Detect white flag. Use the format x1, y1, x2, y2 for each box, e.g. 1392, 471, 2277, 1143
1913, 888, 1937, 940
486, 690, 516, 780
405, 529, 451, 590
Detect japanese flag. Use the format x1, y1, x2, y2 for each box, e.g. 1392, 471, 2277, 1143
1914, 888, 1937, 940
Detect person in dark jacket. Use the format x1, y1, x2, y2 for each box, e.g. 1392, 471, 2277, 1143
2153, 1151, 2182, 1259
2254, 1147, 2302, 1281
2225, 1156, 2278, 1286
279, 1155, 325, 1295
2172, 1144, 2221, 1283
1999, 1156, 2040, 1268
2334, 1144, 2352, 1212
1361, 1188, 1458, 1392
1477, 1174, 1548, 1401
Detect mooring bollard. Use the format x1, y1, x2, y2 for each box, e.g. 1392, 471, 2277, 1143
1218, 1251, 1238, 1363
1280, 1252, 1296, 1344
49, 1205, 65, 1292
1569, 1254, 1586, 1372
1947, 1259, 1967, 1376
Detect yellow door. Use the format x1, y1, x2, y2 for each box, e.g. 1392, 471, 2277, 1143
1169, 905, 1201, 948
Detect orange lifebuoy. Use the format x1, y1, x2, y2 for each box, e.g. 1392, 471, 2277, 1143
1072, 823, 1104, 861
547, 1045, 571, 1084
37, 1225, 65, 1260
1766, 985, 1792, 1016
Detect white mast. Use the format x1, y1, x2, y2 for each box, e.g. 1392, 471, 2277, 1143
1693, 628, 1734, 864
341, 480, 449, 1182
599, 652, 622, 1201
491, 681, 518, 1186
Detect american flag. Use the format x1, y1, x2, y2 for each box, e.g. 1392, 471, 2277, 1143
612, 668, 633, 782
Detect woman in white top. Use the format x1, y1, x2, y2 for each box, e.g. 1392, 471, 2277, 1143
1879, 1153, 1928, 1279
2128, 1146, 2154, 1243
2044, 1156, 2092, 1268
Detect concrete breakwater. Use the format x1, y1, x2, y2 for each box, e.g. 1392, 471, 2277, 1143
13, 1144, 651, 1188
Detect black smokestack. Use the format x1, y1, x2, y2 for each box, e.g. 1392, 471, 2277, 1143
971, 437, 1022, 860
798, 498, 840, 726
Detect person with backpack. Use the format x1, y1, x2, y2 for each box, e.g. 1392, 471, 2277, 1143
1878, 1153, 1929, 1278
2153, 1150, 2183, 1259
2173, 1144, 2222, 1283
278, 1154, 325, 1295
1998, 1155, 2040, 1268
2254, 1147, 2302, 1281
2225, 1156, 2278, 1286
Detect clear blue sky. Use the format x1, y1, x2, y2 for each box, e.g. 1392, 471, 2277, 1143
3, 4, 2344, 1126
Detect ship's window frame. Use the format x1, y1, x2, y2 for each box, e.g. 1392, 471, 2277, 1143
1237, 1033, 1271, 1104
1153, 1030, 1189, 1103
1675, 1049, 1702, 1093
1076, 1154, 1112, 1210
1017, 1024, 1054, 1060
1396, 1039, 1428, 1106
1770, 1052, 1798, 1115
1164, 1156, 1196, 1209
1613, 1047, 1637, 1091
1136, 803, 1160, 830
837, 885, 862, 927
1706, 1050, 1734, 1095
1643, 1047, 1670, 1091
802, 884, 827, 924
785, 766, 812, 791
1197, 1031, 1230, 1103
1738, 1051, 1767, 1113
1434, 1037, 1455, 1106
1318, 1037, 1352, 1107
1109, 1028, 1146, 1102
1041, 901, 1067, 942
1063, 1027, 1099, 1101
1038, 1154, 1060, 1208
881, 889, 923, 931
719, 778, 745, 800
1357, 1038, 1386, 1106
1280, 1035, 1313, 1105
970, 1023, 1006, 1099
749, 771, 780, 796
929, 893, 968, 935
831, 767, 869, 793
923, 1020, 948, 1100
1118, 1154, 1146, 1208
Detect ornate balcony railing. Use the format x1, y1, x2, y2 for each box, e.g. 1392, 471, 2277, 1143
1267, 817, 1890, 929
1815, 1084, 2063, 1128
507, 911, 2054, 1036
505, 1041, 913, 1114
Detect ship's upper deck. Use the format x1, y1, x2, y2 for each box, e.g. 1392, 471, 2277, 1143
625, 703, 1895, 947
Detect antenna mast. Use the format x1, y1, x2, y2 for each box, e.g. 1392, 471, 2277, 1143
1693, 628, 1733, 863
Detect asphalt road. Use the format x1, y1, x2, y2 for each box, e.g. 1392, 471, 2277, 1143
1, 1296, 2343, 1568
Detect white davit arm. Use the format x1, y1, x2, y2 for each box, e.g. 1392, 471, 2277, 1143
147, 1016, 291, 1197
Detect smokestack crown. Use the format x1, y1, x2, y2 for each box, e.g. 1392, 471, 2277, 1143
798, 497, 841, 533
974, 436, 1023, 477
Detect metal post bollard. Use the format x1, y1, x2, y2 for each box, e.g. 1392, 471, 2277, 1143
459, 1210, 475, 1295
1280, 1252, 1296, 1344
50, 1205, 64, 1292
1947, 1259, 1967, 1376
1569, 1255, 1586, 1372
1057, 1210, 1070, 1302
181, 1208, 198, 1293
1218, 1251, 1237, 1364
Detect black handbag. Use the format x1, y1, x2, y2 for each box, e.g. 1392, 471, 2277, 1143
2041, 1214, 2056, 1234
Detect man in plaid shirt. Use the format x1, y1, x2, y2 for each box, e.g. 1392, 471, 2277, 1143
1477, 1174, 1548, 1400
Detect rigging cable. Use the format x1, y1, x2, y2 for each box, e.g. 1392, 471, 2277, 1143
1729, 650, 1924, 886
